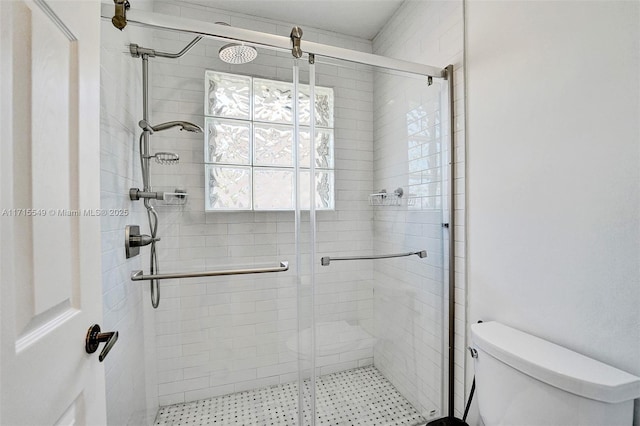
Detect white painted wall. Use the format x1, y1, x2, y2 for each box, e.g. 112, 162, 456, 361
466, 1, 640, 424
100, 4, 159, 423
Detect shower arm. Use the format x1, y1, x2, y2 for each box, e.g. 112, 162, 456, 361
137, 38, 200, 187
129, 36, 203, 59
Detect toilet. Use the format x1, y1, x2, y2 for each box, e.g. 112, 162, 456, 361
471, 321, 640, 426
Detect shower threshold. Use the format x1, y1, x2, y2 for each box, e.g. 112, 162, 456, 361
155, 365, 426, 426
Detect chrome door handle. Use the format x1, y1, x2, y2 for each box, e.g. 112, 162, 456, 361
85, 324, 119, 362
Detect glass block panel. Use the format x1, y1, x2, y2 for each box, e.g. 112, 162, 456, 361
203, 72, 335, 212
205, 118, 251, 165
299, 128, 334, 168
205, 71, 251, 119
206, 165, 251, 210
299, 85, 334, 128
253, 79, 293, 124
254, 124, 293, 167
300, 171, 334, 210
253, 168, 294, 210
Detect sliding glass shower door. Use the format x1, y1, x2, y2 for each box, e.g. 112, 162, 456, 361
303, 55, 448, 425
150, 34, 315, 423
144, 24, 448, 425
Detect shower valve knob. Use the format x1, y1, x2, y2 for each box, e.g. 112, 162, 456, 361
125, 225, 160, 259
130, 234, 160, 247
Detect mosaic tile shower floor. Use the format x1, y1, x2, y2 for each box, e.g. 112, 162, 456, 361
155, 366, 426, 426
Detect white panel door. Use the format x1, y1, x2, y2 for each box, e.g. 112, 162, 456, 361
0, 0, 106, 424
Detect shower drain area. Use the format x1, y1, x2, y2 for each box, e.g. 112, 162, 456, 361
154, 366, 426, 426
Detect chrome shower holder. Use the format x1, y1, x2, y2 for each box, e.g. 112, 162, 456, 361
369, 187, 415, 206
130, 188, 189, 205
162, 189, 188, 206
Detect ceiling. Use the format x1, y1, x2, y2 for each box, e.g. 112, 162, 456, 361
182, 0, 405, 40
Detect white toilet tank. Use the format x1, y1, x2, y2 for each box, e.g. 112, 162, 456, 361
471, 321, 640, 426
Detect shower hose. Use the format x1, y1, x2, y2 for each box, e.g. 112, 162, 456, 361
139, 131, 160, 308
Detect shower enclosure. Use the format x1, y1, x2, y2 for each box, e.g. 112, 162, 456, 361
106, 5, 454, 425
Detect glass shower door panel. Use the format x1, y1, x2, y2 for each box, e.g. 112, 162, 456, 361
308, 55, 447, 426
299, 171, 334, 210
293, 58, 316, 426
298, 85, 334, 128
372, 71, 447, 423
151, 37, 304, 425
298, 129, 334, 169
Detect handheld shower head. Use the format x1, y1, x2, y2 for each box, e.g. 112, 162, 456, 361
138, 119, 203, 134
154, 121, 203, 133
181, 122, 204, 133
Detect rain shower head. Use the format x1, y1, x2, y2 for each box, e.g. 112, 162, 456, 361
218, 43, 258, 65
215, 21, 258, 65
139, 119, 203, 134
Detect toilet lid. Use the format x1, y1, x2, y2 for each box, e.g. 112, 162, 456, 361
471, 321, 640, 403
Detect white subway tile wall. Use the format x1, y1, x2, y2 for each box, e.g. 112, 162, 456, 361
373, 0, 465, 417
100, 6, 159, 424
148, 1, 376, 408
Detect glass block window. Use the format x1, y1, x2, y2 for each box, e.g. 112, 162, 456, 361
205, 70, 335, 211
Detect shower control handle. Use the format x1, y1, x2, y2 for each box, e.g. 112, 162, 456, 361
85, 324, 119, 362
129, 233, 160, 247
125, 225, 160, 259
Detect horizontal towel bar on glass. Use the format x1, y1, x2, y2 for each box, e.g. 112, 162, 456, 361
131, 261, 289, 281
320, 250, 426, 266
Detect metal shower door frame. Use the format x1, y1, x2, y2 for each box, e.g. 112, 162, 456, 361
100, 3, 445, 78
